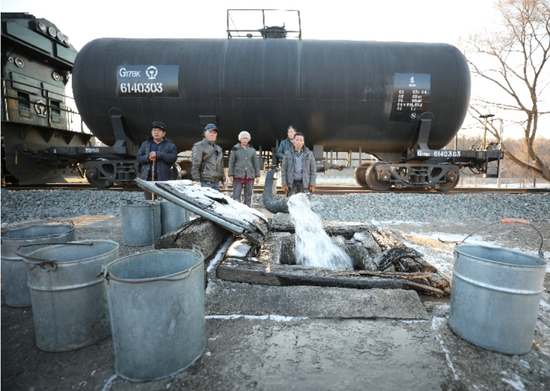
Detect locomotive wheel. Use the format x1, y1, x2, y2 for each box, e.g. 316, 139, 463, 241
436, 173, 460, 192
354, 163, 371, 188
366, 163, 391, 191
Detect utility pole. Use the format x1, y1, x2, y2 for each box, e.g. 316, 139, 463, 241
497, 119, 503, 188
479, 114, 495, 150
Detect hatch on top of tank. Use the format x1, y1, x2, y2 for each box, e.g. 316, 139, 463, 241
135, 178, 268, 245
226, 9, 302, 39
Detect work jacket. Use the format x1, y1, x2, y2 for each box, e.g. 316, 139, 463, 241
136, 137, 178, 181
191, 138, 226, 183
281, 145, 316, 188
276, 138, 293, 160
228, 143, 261, 180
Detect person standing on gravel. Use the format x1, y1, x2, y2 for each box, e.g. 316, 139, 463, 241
276, 125, 297, 163
281, 132, 316, 196
191, 123, 227, 191
136, 121, 178, 200
228, 131, 260, 207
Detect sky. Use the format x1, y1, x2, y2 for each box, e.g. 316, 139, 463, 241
3, 0, 528, 139
2, 0, 497, 50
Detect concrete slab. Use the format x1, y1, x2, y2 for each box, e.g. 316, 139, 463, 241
206, 281, 429, 320
179, 317, 451, 391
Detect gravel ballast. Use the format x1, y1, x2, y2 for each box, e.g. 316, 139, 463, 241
1, 189, 548, 225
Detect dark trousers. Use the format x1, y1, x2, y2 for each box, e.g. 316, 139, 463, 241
287, 180, 304, 196
144, 190, 154, 200
232, 180, 254, 206
201, 181, 220, 191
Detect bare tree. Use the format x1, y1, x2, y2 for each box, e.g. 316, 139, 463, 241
464, 0, 550, 182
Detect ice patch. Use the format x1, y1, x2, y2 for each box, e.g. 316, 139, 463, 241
206, 237, 234, 273
205, 314, 308, 322
501, 372, 526, 391
431, 316, 459, 381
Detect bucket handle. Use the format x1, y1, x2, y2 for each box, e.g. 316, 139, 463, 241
99, 246, 204, 283
15, 242, 94, 270
459, 218, 544, 258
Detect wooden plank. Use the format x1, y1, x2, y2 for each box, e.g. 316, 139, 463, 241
137, 178, 268, 244
218, 258, 405, 290
155, 217, 231, 259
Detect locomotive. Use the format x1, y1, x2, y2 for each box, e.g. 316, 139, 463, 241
1, 12, 93, 185
2, 10, 503, 191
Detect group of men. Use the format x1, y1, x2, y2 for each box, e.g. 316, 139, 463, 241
137, 121, 316, 203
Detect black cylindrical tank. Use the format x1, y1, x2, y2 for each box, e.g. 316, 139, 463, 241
72, 38, 470, 152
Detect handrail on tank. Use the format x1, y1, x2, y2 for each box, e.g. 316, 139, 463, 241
227, 9, 301, 39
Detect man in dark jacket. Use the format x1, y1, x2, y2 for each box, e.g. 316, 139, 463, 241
136, 121, 178, 199
281, 132, 316, 196
276, 125, 297, 163
191, 123, 227, 191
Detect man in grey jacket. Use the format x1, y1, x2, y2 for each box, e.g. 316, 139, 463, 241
281, 132, 316, 196
191, 123, 227, 190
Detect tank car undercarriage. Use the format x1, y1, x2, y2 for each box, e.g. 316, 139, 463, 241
350, 119, 503, 191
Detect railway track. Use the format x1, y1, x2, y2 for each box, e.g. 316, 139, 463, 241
2, 183, 548, 195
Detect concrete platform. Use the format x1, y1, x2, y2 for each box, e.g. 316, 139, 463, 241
206, 281, 429, 319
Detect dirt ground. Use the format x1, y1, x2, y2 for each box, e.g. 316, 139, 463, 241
2, 213, 549, 391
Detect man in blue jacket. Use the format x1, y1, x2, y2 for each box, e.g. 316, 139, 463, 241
136, 121, 178, 199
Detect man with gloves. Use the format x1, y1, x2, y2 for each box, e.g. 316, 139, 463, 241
281, 132, 316, 196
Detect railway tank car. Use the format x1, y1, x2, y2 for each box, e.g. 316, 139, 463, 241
1, 12, 92, 185
72, 24, 501, 190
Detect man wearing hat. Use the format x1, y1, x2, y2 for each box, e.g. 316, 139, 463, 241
228, 131, 260, 206
136, 121, 178, 199
191, 123, 227, 190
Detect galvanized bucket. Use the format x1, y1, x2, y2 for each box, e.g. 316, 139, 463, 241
102, 248, 205, 382
19, 240, 119, 352
120, 200, 161, 246
449, 220, 547, 354
160, 199, 189, 235
1, 222, 76, 307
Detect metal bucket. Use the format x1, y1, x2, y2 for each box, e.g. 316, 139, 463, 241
449, 221, 547, 354
103, 248, 205, 382
160, 199, 189, 235
1, 222, 76, 307
20, 240, 119, 352
120, 200, 161, 246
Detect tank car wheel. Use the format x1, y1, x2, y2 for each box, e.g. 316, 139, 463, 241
436, 173, 460, 192
366, 163, 391, 191
354, 163, 371, 188
87, 176, 111, 189
85, 167, 110, 189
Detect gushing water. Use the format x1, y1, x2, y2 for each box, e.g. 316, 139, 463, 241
287, 193, 353, 270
